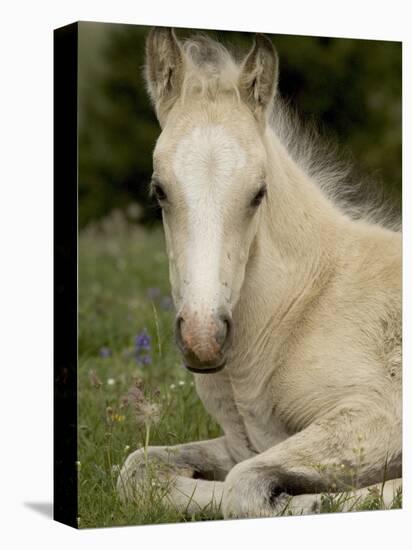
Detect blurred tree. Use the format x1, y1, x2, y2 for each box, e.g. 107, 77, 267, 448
78, 23, 401, 228
79, 23, 158, 227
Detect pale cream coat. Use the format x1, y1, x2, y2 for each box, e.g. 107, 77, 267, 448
117, 29, 402, 518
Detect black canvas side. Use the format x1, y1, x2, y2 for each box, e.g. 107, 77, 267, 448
53, 22, 78, 529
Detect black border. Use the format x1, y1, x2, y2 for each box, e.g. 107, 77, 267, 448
53, 22, 78, 529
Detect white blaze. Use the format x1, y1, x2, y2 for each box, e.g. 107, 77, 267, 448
173, 125, 246, 310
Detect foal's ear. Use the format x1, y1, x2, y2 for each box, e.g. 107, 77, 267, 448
239, 34, 279, 123
145, 27, 184, 126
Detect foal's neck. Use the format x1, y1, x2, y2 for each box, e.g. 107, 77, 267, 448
234, 127, 343, 338
264, 128, 341, 265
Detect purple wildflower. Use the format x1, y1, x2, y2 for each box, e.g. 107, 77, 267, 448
99, 346, 112, 358
137, 354, 152, 365
135, 329, 151, 351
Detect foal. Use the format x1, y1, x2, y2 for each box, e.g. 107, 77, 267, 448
117, 29, 402, 518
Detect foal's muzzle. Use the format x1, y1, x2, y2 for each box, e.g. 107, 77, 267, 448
175, 308, 232, 373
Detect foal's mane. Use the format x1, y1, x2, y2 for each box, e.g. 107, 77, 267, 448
179, 34, 401, 231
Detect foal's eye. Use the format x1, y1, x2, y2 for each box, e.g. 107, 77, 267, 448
250, 185, 267, 208
152, 182, 168, 203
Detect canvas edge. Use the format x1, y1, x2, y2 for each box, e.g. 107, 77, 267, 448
53, 21, 79, 529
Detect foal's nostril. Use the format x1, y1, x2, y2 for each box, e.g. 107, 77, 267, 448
175, 309, 233, 363
223, 315, 232, 337
175, 315, 185, 349
216, 312, 233, 349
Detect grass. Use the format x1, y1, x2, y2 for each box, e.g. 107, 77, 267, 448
78, 210, 222, 528
78, 209, 401, 529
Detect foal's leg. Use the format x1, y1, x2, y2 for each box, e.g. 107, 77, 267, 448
284, 478, 402, 514
117, 436, 235, 515
222, 407, 401, 518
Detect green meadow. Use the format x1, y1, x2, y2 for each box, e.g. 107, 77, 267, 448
77, 211, 401, 528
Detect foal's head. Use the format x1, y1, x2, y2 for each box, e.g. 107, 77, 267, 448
145, 28, 278, 373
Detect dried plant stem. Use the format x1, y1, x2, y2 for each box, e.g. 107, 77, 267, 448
144, 422, 151, 466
